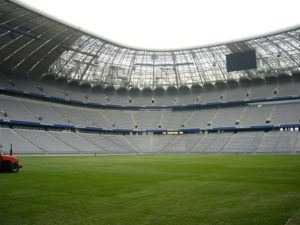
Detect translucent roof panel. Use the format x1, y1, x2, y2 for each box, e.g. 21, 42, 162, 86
49, 28, 300, 88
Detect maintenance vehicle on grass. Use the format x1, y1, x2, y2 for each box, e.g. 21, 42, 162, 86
0, 145, 22, 173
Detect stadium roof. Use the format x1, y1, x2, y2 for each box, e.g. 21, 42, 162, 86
0, 0, 300, 88
13, 0, 300, 50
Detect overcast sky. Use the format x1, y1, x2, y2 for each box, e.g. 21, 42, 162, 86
16, 0, 300, 50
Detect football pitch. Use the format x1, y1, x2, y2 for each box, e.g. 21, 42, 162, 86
1, 154, 300, 225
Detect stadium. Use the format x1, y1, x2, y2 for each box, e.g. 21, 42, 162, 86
0, 0, 300, 224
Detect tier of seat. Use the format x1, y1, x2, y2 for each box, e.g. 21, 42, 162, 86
1, 72, 300, 107
0, 128, 298, 154
1, 95, 299, 130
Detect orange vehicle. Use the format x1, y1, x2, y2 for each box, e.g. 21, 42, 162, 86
0, 145, 22, 173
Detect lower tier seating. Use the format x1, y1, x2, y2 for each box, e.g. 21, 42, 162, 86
0, 128, 299, 154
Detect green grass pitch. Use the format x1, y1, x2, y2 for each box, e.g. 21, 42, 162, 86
1, 154, 300, 225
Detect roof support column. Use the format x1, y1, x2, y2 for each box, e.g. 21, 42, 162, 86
171, 52, 179, 87
127, 52, 137, 87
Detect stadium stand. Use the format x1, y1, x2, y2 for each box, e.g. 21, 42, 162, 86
1, 126, 300, 154
15, 129, 78, 154
0, 128, 45, 154
2, 93, 300, 130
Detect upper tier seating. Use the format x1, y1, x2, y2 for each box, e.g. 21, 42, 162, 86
1, 72, 300, 107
